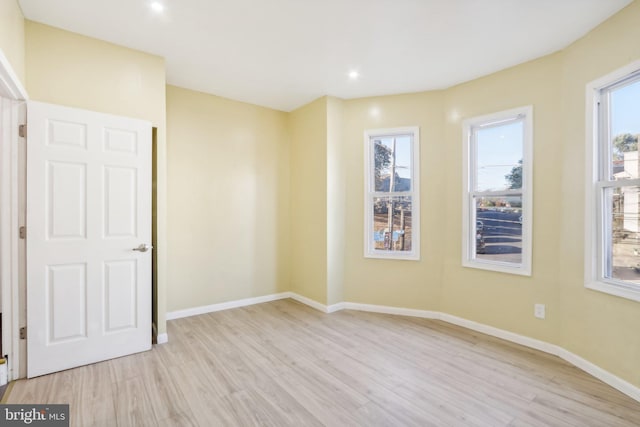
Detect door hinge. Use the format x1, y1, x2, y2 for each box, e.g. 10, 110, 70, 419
19, 327, 26, 340
19, 226, 26, 239
18, 124, 26, 138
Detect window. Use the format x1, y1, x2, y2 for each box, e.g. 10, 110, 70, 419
462, 107, 533, 275
364, 127, 420, 260
586, 61, 640, 302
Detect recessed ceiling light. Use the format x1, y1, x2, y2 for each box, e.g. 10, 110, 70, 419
150, 2, 165, 13
348, 70, 360, 80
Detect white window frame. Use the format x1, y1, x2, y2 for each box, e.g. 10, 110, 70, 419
462, 106, 533, 275
585, 60, 640, 303
364, 127, 420, 260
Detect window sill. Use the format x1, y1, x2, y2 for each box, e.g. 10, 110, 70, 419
586, 281, 640, 303
365, 252, 420, 261
463, 259, 531, 276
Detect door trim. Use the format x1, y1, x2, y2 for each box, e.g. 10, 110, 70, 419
0, 51, 27, 101
0, 48, 28, 381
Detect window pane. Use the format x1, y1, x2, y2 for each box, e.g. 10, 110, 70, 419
475, 121, 523, 192
607, 186, 640, 284
371, 196, 413, 252
475, 195, 522, 264
610, 79, 640, 180
373, 135, 412, 192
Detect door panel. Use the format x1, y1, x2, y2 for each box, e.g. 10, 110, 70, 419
47, 263, 87, 343
47, 161, 87, 239
104, 166, 137, 237
104, 260, 137, 332
27, 101, 152, 378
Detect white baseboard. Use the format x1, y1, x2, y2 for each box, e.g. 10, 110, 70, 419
165, 292, 291, 320
288, 292, 331, 313
156, 333, 168, 344
163, 291, 640, 403
327, 302, 346, 313
439, 312, 558, 355
343, 302, 440, 319
557, 347, 640, 403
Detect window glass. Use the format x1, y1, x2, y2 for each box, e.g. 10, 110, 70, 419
605, 186, 640, 285
609, 79, 640, 181
371, 196, 414, 252
365, 128, 419, 260
476, 121, 523, 192
373, 136, 413, 192
474, 195, 523, 264
463, 107, 531, 275
602, 76, 640, 287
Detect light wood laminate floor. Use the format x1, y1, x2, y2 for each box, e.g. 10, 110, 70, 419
7, 299, 640, 426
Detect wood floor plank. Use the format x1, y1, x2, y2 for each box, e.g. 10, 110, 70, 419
355, 400, 438, 427
164, 361, 236, 426
74, 363, 117, 427
113, 376, 159, 427
5, 298, 640, 426
226, 387, 306, 427
250, 375, 324, 427
154, 411, 199, 427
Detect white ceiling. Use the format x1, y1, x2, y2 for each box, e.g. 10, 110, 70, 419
18, 0, 633, 112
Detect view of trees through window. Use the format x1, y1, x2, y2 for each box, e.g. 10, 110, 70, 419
372, 136, 413, 253
607, 77, 640, 285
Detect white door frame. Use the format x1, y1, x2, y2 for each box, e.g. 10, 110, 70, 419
0, 49, 28, 381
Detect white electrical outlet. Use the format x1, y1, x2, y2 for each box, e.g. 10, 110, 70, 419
534, 304, 546, 319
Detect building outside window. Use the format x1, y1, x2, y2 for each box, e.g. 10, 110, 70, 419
587, 62, 640, 302
364, 127, 420, 260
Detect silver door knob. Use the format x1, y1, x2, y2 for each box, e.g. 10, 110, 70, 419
133, 244, 152, 252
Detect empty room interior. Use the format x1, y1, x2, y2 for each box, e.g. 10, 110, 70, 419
1, 0, 640, 425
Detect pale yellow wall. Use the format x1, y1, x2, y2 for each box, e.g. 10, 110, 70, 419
25, 21, 169, 334
25, 21, 165, 121
165, 85, 290, 311
289, 97, 328, 304
557, 0, 640, 387
326, 96, 345, 305
336, 1, 640, 388
342, 91, 446, 310
440, 54, 564, 345
0, 0, 25, 86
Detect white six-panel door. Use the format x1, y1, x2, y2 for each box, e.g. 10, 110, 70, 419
26, 101, 152, 377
